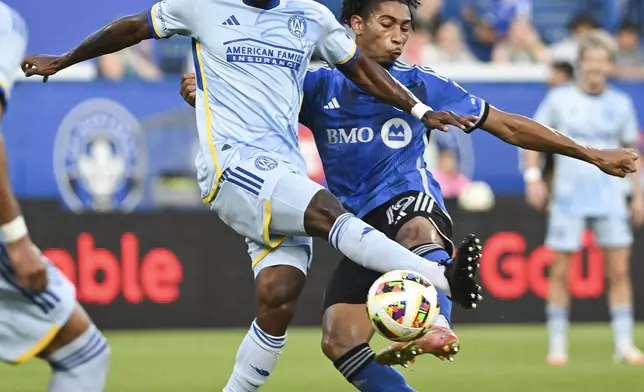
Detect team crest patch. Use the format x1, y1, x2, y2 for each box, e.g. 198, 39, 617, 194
54, 99, 146, 212
288, 15, 307, 38
255, 156, 278, 171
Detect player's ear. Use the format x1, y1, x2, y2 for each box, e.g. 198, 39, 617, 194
350, 15, 365, 36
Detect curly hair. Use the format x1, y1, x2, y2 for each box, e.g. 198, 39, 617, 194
340, 0, 421, 26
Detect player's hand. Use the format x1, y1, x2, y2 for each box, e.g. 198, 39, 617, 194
525, 179, 548, 211
593, 148, 639, 178
421, 111, 478, 132
21, 55, 64, 83
7, 237, 48, 293
180, 73, 197, 108
630, 191, 644, 227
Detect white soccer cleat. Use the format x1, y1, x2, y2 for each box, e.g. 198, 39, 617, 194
614, 346, 644, 365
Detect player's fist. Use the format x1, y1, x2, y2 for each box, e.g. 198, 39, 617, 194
180, 73, 197, 108
7, 237, 48, 293
421, 111, 478, 132
525, 179, 548, 211
593, 148, 639, 178
21, 55, 64, 83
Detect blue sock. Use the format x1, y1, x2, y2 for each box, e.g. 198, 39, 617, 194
333, 343, 415, 391
410, 243, 453, 326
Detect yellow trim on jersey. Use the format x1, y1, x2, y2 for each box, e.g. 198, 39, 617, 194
262, 201, 286, 248
252, 237, 287, 268
12, 324, 60, 365
335, 43, 358, 65
298, 94, 304, 113
149, 7, 163, 38
194, 41, 223, 203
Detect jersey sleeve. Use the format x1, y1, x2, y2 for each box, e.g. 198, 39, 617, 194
313, 6, 359, 67
298, 71, 317, 129
0, 9, 27, 108
420, 68, 488, 133
621, 96, 640, 146
148, 0, 196, 39
533, 91, 559, 128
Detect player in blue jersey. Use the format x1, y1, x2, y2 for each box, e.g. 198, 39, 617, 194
0, 3, 110, 391
22, 1, 488, 390
179, 2, 639, 390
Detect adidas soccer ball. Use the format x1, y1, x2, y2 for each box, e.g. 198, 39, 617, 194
367, 270, 440, 342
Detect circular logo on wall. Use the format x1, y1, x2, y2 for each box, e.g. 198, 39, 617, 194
54, 99, 146, 212
288, 15, 307, 38
381, 118, 412, 149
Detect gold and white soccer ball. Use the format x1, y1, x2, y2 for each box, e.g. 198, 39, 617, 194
366, 270, 440, 342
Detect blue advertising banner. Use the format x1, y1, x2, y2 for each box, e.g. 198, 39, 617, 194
5, 81, 644, 209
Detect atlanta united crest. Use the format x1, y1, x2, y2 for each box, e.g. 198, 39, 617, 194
54, 99, 146, 212
288, 15, 307, 38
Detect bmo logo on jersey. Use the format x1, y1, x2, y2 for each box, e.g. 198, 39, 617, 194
326, 118, 413, 148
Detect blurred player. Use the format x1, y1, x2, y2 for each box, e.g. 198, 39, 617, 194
21, 1, 486, 390
179, 1, 640, 390
525, 31, 644, 366
0, 2, 110, 391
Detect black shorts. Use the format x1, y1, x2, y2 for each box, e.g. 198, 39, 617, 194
322, 191, 454, 311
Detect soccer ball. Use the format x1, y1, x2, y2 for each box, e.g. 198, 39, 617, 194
367, 270, 440, 342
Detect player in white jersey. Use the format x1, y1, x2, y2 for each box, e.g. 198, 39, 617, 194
0, 3, 110, 391
21, 0, 637, 390
525, 31, 644, 366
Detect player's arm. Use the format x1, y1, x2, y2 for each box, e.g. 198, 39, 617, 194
180, 73, 197, 108
481, 107, 638, 178
313, 6, 475, 132
21, 12, 153, 81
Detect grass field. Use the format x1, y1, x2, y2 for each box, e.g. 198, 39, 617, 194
2, 324, 643, 392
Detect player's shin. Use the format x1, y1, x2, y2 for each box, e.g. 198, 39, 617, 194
334, 343, 415, 392
328, 213, 451, 295
223, 319, 285, 392
45, 325, 111, 392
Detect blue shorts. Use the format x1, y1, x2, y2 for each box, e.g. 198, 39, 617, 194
546, 211, 633, 252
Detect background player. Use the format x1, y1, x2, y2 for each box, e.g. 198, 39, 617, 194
179, 1, 641, 389
21, 1, 487, 390
525, 30, 644, 366
0, 2, 110, 391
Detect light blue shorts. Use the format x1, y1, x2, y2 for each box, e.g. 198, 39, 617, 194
0, 246, 76, 364
546, 211, 633, 252
210, 154, 324, 278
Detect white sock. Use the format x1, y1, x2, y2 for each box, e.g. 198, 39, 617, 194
546, 305, 568, 356
610, 304, 634, 352
46, 325, 111, 392
435, 315, 450, 328
223, 319, 285, 392
328, 213, 451, 295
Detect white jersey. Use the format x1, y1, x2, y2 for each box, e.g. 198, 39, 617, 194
148, 0, 358, 202
534, 85, 640, 217
0, 1, 27, 106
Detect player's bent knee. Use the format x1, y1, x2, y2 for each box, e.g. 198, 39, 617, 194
255, 266, 306, 333
304, 189, 348, 238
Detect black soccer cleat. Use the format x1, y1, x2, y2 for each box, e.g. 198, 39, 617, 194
442, 234, 482, 310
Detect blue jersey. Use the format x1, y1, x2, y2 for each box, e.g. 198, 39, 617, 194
299, 61, 488, 218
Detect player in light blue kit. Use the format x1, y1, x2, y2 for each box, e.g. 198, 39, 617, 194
524, 31, 644, 366
177, 0, 640, 390
22, 0, 488, 390
0, 2, 110, 391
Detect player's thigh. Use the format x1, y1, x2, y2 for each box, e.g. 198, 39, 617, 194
592, 216, 633, 250
0, 250, 76, 365
210, 154, 323, 245
545, 210, 585, 252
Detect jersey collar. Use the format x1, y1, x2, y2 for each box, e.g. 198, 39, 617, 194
241, 0, 281, 10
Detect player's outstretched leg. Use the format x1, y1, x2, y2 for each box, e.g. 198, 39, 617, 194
321, 302, 415, 392
302, 189, 482, 309
41, 306, 111, 392
223, 263, 307, 392
375, 235, 482, 367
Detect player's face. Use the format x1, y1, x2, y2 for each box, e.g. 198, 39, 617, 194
351, 1, 412, 66
579, 46, 613, 84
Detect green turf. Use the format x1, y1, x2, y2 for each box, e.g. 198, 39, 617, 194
2, 324, 643, 392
